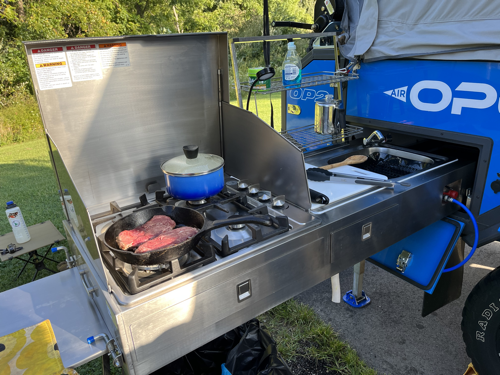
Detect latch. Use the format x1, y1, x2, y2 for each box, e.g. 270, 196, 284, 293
87, 333, 123, 368
396, 250, 413, 273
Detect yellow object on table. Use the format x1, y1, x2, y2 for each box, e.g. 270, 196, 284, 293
0, 319, 78, 375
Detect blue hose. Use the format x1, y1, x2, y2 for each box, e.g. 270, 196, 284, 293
442, 198, 479, 273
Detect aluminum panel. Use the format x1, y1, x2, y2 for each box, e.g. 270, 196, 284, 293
222, 102, 312, 209
126, 236, 327, 374
24, 33, 229, 208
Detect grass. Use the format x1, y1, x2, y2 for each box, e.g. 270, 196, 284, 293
0, 92, 44, 146
231, 93, 283, 131
259, 299, 376, 375
0, 139, 375, 375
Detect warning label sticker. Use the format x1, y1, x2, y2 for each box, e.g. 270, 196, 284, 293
98, 42, 130, 68
66, 44, 103, 82
31, 47, 72, 90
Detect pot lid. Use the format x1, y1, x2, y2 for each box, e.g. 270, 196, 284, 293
161, 145, 224, 176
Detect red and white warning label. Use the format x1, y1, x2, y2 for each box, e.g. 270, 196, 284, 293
98, 43, 130, 68
31, 47, 72, 90
66, 44, 103, 82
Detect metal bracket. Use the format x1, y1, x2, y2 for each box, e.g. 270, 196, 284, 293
343, 289, 371, 308
343, 261, 371, 308
87, 333, 123, 368
396, 250, 413, 273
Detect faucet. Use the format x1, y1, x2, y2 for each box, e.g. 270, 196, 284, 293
363, 130, 386, 146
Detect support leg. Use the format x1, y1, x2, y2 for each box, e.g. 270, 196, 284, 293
331, 274, 341, 303
102, 354, 111, 375
17, 252, 34, 279
343, 260, 371, 308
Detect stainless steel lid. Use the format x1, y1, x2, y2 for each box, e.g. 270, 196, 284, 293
161, 145, 224, 176
316, 95, 339, 107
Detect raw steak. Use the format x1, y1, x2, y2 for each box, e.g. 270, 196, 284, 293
135, 226, 199, 253
116, 215, 176, 250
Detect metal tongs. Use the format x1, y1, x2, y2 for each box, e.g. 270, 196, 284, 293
306, 168, 411, 189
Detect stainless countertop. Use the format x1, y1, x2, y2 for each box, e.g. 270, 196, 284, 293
0, 268, 109, 368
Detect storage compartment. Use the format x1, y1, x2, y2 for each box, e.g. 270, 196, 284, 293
369, 217, 465, 293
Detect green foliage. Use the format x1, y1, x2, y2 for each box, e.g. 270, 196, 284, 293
0, 0, 314, 144
0, 91, 43, 145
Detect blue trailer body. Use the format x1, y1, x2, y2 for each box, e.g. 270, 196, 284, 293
347, 60, 500, 216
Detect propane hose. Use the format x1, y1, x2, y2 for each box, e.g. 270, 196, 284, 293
442, 197, 479, 273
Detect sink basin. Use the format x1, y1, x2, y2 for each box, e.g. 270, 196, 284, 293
324, 146, 447, 180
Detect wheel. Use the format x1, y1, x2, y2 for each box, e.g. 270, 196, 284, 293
461, 266, 500, 374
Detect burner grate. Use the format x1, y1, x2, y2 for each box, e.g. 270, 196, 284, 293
101, 241, 216, 295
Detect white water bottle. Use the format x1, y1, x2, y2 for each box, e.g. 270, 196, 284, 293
6, 201, 31, 244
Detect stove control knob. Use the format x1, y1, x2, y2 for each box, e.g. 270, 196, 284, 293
258, 191, 272, 202
272, 195, 286, 208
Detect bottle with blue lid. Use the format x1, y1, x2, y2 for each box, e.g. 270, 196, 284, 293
5, 201, 31, 243
282, 41, 302, 88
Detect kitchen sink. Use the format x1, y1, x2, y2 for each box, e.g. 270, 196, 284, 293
319, 145, 449, 180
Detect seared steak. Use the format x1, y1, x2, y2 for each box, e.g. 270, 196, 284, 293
116, 215, 176, 250
135, 226, 198, 253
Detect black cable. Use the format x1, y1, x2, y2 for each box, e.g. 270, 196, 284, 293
269, 93, 274, 129
263, 0, 270, 67
246, 79, 259, 111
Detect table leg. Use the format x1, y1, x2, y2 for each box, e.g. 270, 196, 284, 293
17, 252, 34, 279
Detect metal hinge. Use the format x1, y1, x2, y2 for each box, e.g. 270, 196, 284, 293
87, 333, 123, 368
396, 250, 413, 273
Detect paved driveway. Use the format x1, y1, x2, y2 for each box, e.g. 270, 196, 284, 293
296, 242, 500, 375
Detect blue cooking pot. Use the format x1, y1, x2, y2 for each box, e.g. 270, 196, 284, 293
160, 145, 225, 201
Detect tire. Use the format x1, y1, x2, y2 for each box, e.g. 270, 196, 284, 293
461, 266, 500, 375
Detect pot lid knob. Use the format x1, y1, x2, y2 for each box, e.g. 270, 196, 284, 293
183, 145, 199, 159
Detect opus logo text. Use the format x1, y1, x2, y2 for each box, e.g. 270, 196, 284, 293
384, 80, 500, 115
289, 88, 330, 102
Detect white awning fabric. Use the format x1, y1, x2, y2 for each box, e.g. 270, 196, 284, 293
339, 0, 500, 62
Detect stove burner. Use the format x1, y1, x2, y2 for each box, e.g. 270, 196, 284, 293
137, 252, 190, 272
188, 199, 207, 206
212, 226, 252, 246
227, 212, 250, 230
100, 187, 291, 294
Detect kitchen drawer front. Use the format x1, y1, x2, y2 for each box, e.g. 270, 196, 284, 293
330, 204, 400, 267
127, 235, 328, 375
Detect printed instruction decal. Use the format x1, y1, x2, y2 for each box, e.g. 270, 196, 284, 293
98, 43, 130, 68
66, 44, 103, 82
31, 47, 72, 90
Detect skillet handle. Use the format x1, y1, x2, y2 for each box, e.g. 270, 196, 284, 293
190, 215, 274, 248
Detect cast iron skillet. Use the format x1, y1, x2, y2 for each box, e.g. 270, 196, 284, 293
103, 205, 273, 266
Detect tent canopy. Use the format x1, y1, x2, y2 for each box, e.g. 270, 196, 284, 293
339, 0, 500, 62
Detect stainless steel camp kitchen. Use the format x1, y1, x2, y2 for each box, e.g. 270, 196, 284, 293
4, 1, 500, 374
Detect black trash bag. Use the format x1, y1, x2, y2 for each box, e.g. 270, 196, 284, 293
224, 319, 292, 375
152, 329, 240, 375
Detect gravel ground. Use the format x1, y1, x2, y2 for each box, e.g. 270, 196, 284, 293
296, 242, 500, 375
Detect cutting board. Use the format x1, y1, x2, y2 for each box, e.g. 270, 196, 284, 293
305, 163, 388, 209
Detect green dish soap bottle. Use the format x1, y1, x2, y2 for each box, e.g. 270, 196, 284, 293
282, 41, 302, 88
